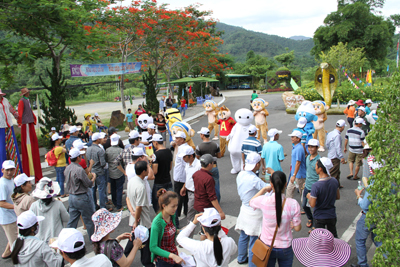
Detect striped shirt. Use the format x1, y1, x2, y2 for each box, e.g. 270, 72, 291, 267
250, 194, 301, 249
345, 127, 365, 154
241, 136, 262, 159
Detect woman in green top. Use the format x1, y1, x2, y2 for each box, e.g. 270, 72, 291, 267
149, 189, 184, 267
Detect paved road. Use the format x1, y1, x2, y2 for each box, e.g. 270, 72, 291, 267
1, 93, 375, 266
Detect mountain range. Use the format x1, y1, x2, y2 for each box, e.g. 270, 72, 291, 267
215, 22, 316, 68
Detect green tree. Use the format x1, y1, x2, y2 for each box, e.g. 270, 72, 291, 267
366, 71, 400, 266
311, 2, 395, 67
235, 54, 275, 84
319, 42, 367, 84
274, 48, 295, 67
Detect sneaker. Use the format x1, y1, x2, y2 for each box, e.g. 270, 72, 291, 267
238, 258, 249, 264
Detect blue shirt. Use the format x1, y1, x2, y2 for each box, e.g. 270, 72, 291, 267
261, 141, 284, 172
365, 106, 371, 115
241, 136, 262, 159
290, 143, 306, 178
0, 177, 17, 225
65, 135, 81, 153
358, 180, 373, 213
236, 170, 268, 207
310, 177, 339, 219
126, 113, 134, 122
305, 154, 320, 190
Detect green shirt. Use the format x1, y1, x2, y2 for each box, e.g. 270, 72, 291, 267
305, 154, 321, 190
251, 93, 258, 101
149, 212, 177, 262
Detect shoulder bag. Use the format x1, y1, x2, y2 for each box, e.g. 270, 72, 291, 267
251, 198, 286, 266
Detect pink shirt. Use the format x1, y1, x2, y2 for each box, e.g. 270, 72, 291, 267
250, 193, 301, 248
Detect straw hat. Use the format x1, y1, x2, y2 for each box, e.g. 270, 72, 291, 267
20, 88, 30, 96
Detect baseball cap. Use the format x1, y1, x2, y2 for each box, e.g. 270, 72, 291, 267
178, 146, 195, 157
73, 139, 88, 150
268, 128, 282, 141
14, 173, 34, 187
129, 130, 140, 139
197, 127, 210, 135
175, 131, 186, 139
307, 139, 320, 147
198, 208, 221, 227
289, 130, 303, 139
110, 134, 120, 146
148, 123, 156, 130
358, 106, 366, 112
244, 152, 261, 171
94, 112, 99, 116
17, 210, 44, 230
132, 147, 145, 157
319, 157, 333, 176
248, 125, 257, 135
50, 228, 85, 253
355, 117, 366, 125
297, 117, 307, 128
69, 148, 85, 159
51, 127, 56, 131
200, 154, 214, 166
92, 132, 101, 141
51, 132, 63, 141
152, 134, 163, 142
2, 160, 15, 170
336, 119, 346, 127
69, 125, 81, 134
365, 99, 372, 104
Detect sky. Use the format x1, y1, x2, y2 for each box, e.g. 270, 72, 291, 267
118, 0, 400, 38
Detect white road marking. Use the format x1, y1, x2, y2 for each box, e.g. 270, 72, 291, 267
340, 212, 362, 242
42, 170, 53, 176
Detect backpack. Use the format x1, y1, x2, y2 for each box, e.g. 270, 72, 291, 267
45, 148, 60, 166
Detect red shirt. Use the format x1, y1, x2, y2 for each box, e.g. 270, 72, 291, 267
134, 108, 146, 117
180, 99, 186, 108
157, 219, 178, 264
217, 117, 236, 137
193, 168, 217, 212
68, 157, 88, 169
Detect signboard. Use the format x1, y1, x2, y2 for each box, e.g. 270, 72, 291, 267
70, 62, 142, 77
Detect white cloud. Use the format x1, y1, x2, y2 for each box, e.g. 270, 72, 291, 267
117, 0, 400, 38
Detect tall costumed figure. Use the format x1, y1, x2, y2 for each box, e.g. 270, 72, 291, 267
0, 89, 23, 177
18, 88, 43, 183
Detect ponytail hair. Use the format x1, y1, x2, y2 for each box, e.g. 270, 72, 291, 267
156, 189, 178, 213
13, 181, 29, 195
202, 220, 223, 265
11, 223, 38, 264
270, 171, 287, 227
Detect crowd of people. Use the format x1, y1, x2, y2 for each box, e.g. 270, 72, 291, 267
0, 90, 383, 267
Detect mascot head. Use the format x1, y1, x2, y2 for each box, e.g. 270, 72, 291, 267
137, 113, 154, 130
312, 100, 329, 115
235, 108, 253, 126
251, 98, 269, 111
295, 101, 318, 122
170, 121, 195, 142
203, 100, 218, 112
217, 105, 232, 120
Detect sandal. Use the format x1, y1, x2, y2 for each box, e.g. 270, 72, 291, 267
306, 220, 313, 228
347, 175, 353, 179
308, 227, 315, 234
352, 176, 360, 180
301, 210, 306, 215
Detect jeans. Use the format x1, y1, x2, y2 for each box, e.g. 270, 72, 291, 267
125, 228, 154, 267
266, 246, 294, 267
315, 217, 338, 238
92, 174, 107, 209
152, 182, 173, 213
174, 181, 188, 228
67, 192, 95, 238
302, 187, 313, 225
55, 166, 66, 195
355, 213, 382, 267
98, 126, 108, 132
237, 230, 257, 266
178, 106, 185, 117
210, 167, 221, 202
156, 259, 181, 267
110, 175, 125, 209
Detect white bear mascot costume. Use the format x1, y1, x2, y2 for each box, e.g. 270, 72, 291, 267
137, 113, 154, 156
227, 108, 254, 174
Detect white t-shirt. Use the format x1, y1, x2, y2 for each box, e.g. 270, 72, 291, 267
184, 158, 201, 192
126, 163, 152, 205
71, 254, 112, 267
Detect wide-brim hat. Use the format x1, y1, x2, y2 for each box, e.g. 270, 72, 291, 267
20, 88, 30, 96
347, 100, 356, 106
292, 228, 351, 267
355, 99, 364, 106
32, 178, 60, 199
91, 208, 122, 242
0, 89, 6, 96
